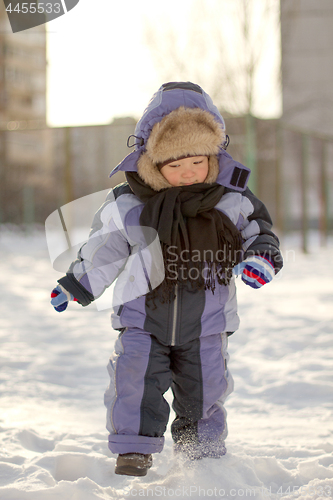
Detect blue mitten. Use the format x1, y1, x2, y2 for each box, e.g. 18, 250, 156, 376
233, 255, 275, 289
51, 284, 76, 312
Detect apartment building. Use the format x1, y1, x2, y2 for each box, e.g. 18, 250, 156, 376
280, 0, 333, 235
281, 0, 333, 136
0, 3, 137, 224
0, 3, 49, 223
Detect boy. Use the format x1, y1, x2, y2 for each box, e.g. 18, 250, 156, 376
51, 82, 283, 476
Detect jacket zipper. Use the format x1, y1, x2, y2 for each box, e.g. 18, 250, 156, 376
171, 284, 179, 346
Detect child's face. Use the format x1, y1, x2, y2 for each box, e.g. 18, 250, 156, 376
160, 156, 209, 187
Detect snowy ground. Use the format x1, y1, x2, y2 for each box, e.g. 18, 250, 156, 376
0, 226, 333, 500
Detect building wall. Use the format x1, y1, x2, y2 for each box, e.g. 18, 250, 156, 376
0, 3, 47, 223
0, 4, 135, 224
1, 0, 332, 231
281, 0, 333, 136
0, 117, 136, 223
51, 117, 136, 206
280, 0, 333, 236
0, 3, 46, 125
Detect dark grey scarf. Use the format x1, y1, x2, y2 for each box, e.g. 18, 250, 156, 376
126, 172, 243, 302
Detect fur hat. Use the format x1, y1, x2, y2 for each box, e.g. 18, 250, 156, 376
137, 106, 225, 191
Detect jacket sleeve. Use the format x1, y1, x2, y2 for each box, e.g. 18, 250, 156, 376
239, 188, 283, 273
58, 190, 131, 306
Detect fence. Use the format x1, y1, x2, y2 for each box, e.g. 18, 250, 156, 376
277, 123, 333, 252
0, 118, 332, 253
0, 118, 135, 226
226, 116, 333, 252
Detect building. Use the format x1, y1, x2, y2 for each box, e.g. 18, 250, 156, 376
0, 3, 46, 125
0, 117, 136, 225
280, 0, 333, 242
0, 4, 136, 225
281, 0, 333, 136
50, 118, 136, 210
1, 0, 331, 238
0, 3, 48, 223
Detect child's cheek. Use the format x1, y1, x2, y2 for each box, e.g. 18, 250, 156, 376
169, 172, 179, 186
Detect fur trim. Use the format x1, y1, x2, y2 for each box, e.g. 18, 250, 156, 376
137, 107, 225, 191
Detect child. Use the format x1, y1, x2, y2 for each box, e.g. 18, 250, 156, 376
51, 82, 283, 477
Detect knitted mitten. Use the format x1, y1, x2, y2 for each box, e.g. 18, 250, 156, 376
51, 284, 76, 312
233, 255, 275, 289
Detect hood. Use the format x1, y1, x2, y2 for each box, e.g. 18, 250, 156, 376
109, 82, 251, 192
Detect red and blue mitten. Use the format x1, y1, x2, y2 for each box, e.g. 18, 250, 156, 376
233, 255, 275, 289
51, 285, 77, 312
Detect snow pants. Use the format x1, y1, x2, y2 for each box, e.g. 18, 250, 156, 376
104, 328, 234, 456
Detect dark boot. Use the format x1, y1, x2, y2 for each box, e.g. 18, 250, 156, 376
115, 453, 153, 476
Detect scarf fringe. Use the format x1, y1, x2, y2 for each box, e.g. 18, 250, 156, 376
147, 237, 241, 306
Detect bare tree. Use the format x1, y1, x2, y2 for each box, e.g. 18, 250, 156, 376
143, 0, 281, 193
143, 0, 281, 117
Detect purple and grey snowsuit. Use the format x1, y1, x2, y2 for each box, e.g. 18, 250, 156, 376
59, 83, 283, 457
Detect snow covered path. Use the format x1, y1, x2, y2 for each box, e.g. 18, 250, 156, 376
0, 229, 333, 500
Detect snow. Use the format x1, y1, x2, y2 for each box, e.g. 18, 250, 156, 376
0, 226, 333, 500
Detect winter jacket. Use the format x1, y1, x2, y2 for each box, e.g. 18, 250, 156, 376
58, 83, 283, 346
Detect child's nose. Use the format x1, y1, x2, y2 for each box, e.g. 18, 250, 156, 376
182, 166, 195, 177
